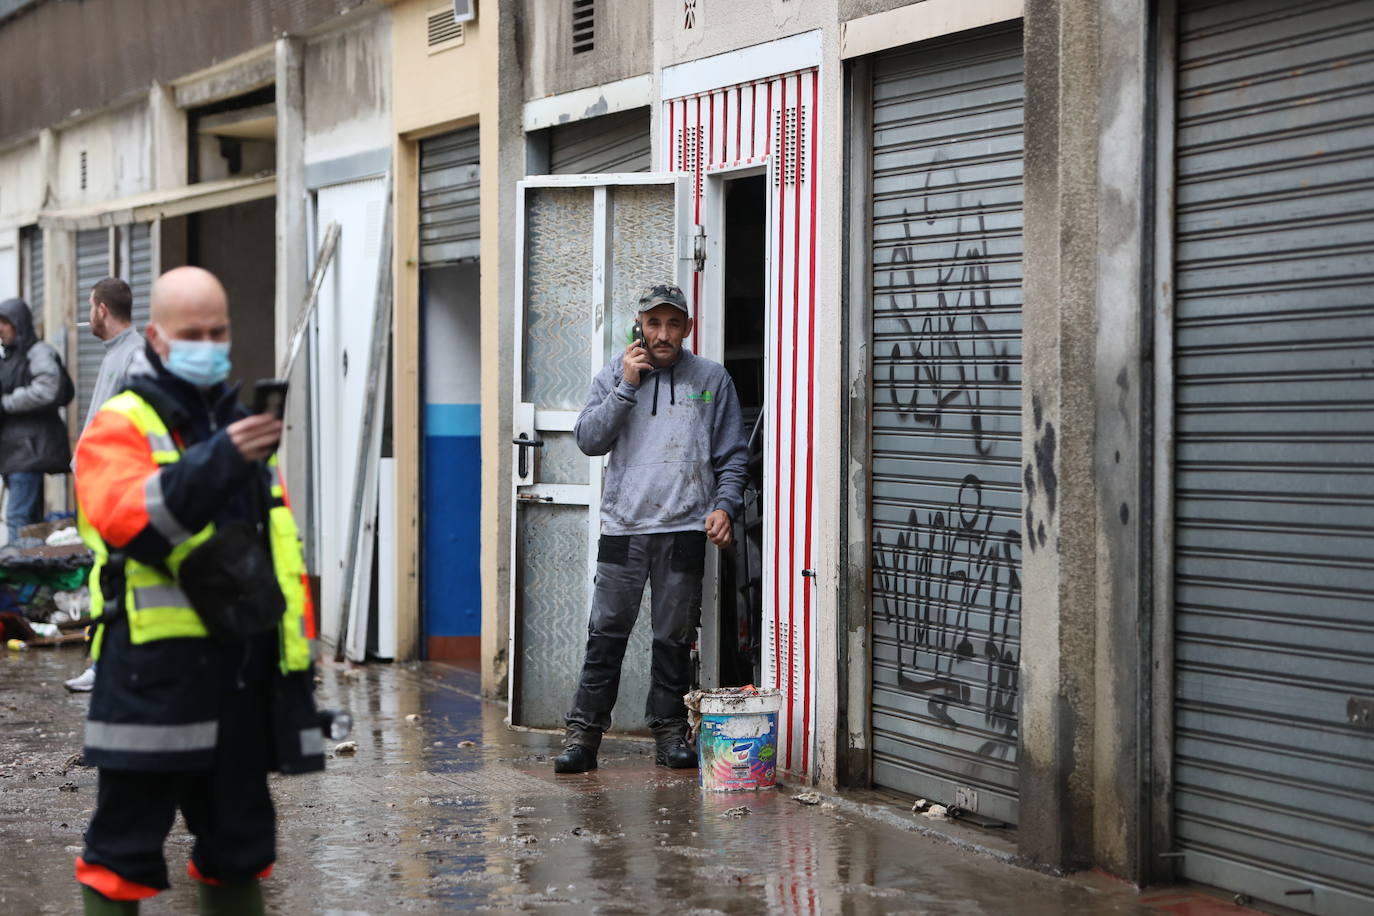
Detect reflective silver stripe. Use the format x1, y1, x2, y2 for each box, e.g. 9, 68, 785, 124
300, 727, 324, 758
133, 584, 192, 609
86, 719, 218, 753
144, 472, 193, 545
146, 432, 178, 455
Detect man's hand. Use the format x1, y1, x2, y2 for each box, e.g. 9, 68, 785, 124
622, 341, 653, 387
228, 414, 283, 462
705, 509, 733, 548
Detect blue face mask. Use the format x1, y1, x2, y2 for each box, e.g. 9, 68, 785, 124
161, 334, 232, 388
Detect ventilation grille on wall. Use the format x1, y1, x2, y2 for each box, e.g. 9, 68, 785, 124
572, 0, 594, 54
427, 6, 465, 52
677, 125, 703, 196
773, 106, 804, 187
80, 150, 88, 190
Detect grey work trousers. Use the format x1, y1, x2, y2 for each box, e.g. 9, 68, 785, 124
565, 531, 706, 740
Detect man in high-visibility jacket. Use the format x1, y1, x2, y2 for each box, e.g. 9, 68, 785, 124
73, 266, 323, 916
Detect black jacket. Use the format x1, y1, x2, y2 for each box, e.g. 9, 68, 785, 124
82, 351, 322, 775
0, 298, 70, 474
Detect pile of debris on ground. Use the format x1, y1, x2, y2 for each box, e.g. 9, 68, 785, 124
0, 518, 92, 649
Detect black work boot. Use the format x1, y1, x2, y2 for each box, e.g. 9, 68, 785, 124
651, 719, 697, 769
553, 730, 599, 774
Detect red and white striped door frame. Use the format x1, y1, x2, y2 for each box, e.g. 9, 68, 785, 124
662, 63, 821, 777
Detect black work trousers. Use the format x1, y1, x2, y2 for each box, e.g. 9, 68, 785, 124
81, 643, 276, 890
566, 531, 706, 740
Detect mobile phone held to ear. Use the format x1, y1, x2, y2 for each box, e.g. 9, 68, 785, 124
633, 319, 645, 350
252, 379, 289, 419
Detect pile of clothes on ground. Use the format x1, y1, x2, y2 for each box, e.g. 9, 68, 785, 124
0, 517, 93, 648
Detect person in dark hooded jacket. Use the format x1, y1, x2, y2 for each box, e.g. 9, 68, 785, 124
0, 297, 71, 542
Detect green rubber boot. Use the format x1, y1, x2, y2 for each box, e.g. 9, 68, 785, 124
81, 885, 140, 915
196, 880, 265, 916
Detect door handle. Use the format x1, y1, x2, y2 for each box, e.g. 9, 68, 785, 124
512, 434, 544, 479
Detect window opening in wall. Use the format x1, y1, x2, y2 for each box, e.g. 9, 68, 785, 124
572, 0, 594, 53
186, 85, 276, 185
427, 6, 464, 52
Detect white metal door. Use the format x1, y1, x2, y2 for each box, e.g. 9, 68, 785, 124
311, 176, 387, 660
509, 174, 694, 729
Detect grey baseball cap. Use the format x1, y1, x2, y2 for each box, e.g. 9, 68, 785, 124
637, 282, 689, 315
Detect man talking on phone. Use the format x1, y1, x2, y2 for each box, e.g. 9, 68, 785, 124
72, 266, 321, 915
554, 282, 748, 774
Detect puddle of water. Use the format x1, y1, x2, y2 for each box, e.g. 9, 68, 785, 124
2, 650, 1161, 915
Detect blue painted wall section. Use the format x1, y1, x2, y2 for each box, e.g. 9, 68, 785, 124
423, 403, 481, 640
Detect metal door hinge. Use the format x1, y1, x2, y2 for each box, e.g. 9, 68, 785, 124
692, 224, 706, 272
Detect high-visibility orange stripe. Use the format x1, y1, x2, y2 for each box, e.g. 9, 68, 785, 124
75, 857, 160, 900
75, 410, 158, 548
186, 859, 273, 885
276, 469, 317, 640
301, 573, 317, 640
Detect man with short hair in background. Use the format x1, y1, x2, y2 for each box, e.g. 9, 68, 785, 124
65, 277, 143, 693
82, 277, 143, 432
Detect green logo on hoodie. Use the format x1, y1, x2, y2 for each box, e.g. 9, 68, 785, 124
687, 390, 713, 404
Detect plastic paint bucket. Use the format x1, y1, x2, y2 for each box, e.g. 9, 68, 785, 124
696, 688, 782, 791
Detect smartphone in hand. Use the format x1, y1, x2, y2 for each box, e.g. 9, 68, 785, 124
633, 319, 645, 350
252, 379, 289, 419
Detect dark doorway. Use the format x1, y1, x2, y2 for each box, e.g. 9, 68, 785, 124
188, 197, 277, 401
718, 174, 766, 687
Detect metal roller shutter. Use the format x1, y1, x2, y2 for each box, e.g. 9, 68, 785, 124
419, 127, 479, 265
128, 222, 152, 331
868, 24, 1025, 826
21, 228, 42, 323
74, 228, 108, 423
549, 107, 651, 175
1172, 1, 1374, 911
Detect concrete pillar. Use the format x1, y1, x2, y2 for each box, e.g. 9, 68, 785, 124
1017, 0, 1102, 873
38, 127, 57, 209
148, 83, 187, 191
1092, 0, 1154, 882
480, 0, 523, 697
1018, 0, 1158, 883
274, 38, 309, 527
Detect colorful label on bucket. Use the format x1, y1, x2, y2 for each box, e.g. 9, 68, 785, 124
698, 712, 777, 791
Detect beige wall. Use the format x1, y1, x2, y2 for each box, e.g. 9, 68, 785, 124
389, 0, 499, 680
392, 0, 485, 136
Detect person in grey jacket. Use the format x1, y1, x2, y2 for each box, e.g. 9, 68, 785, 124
555, 282, 748, 774
81, 277, 143, 431
0, 297, 71, 543
65, 277, 143, 694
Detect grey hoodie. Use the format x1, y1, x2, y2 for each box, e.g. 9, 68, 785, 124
0, 297, 71, 474
575, 348, 748, 536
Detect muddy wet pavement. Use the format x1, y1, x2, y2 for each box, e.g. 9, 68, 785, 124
3, 649, 1226, 914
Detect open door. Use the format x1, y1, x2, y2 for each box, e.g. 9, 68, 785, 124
509, 174, 695, 730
